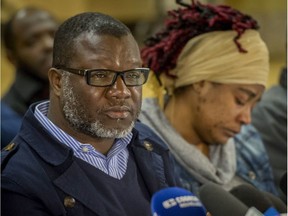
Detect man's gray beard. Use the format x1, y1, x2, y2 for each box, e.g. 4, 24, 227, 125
61, 74, 137, 138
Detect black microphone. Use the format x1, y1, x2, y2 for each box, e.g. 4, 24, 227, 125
199, 183, 263, 216
151, 187, 206, 216
261, 191, 287, 213
230, 184, 282, 215
280, 172, 287, 196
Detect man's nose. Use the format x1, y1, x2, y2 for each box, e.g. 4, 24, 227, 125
42, 34, 54, 50
108, 75, 131, 99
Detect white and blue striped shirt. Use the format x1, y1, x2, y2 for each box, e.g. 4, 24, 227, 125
34, 101, 132, 179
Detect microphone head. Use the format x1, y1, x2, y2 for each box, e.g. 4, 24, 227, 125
230, 184, 274, 213
230, 184, 287, 213
261, 191, 287, 213
280, 172, 287, 196
199, 183, 249, 216
151, 187, 206, 216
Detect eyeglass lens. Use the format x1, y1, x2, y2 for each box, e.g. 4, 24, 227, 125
88, 70, 147, 86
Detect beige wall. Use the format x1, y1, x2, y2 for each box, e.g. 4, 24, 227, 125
224, 0, 287, 87
1, 0, 158, 22
1, 0, 286, 96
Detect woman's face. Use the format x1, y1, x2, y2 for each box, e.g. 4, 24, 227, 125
178, 81, 264, 145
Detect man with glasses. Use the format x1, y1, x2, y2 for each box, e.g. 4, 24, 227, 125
1, 12, 177, 216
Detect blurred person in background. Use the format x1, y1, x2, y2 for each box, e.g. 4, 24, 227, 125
252, 67, 287, 201
140, 0, 278, 197
1, 7, 58, 148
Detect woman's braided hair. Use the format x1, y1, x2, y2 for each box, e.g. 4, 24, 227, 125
141, 0, 259, 78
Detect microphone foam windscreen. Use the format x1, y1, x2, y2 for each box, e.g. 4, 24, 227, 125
199, 183, 249, 216
230, 184, 273, 213
280, 172, 287, 196
151, 187, 206, 216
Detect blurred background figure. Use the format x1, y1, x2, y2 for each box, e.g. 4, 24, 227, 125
140, 0, 279, 196
252, 67, 287, 201
1, 7, 58, 147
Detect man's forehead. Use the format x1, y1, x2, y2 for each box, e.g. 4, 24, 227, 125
11, 11, 57, 40
14, 9, 55, 28
68, 34, 142, 68
74, 33, 138, 52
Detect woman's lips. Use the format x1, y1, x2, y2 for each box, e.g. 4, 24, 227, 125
224, 128, 240, 137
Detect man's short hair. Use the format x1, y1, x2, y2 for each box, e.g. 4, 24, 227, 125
53, 12, 132, 68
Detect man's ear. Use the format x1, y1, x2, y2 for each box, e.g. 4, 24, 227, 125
6, 49, 17, 66
48, 68, 62, 97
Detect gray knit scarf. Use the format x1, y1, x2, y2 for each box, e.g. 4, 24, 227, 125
139, 98, 236, 185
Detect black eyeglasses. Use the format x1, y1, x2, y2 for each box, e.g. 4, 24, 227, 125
56, 67, 150, 87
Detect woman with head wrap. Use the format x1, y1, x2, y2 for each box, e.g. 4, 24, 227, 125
139, 0, 278, 196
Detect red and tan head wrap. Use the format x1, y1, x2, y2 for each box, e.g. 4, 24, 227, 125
160, 29, 269, 94
141, 1, 270, 100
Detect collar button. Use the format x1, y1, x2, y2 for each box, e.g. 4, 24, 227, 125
144, 141, 153, 151
64, 196, 76, 208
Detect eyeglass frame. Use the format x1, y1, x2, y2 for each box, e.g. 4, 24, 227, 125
55, 66, 150, 87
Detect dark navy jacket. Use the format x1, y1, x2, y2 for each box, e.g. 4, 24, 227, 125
1, 103, 177, 216
1, 70, 49, 148
1, 102, 22, 148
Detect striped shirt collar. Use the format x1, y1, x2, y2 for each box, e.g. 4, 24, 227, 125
34, 100, 132, 179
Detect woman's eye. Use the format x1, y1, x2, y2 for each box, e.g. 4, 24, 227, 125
236, 98, 245, 106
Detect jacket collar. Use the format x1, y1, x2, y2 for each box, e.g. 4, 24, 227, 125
19, 102, 72, 166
